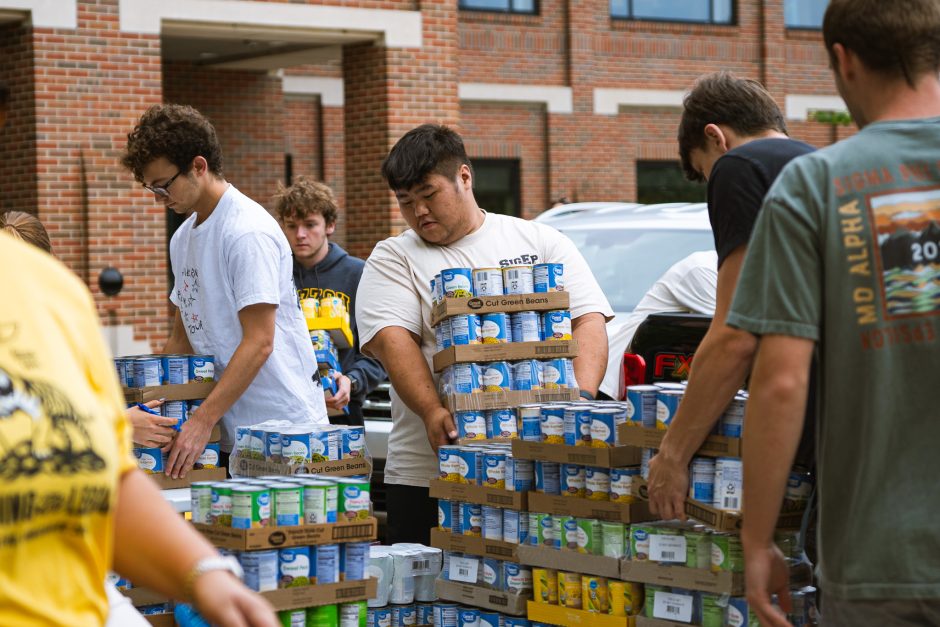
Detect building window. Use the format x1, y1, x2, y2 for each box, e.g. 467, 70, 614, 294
636, 161, 706, 205
785, 0, 829, 29
473, 159, 521, 217
459, 0, 536, 15
611, 0, 734, 24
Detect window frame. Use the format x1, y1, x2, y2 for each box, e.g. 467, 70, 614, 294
458, 0, 539, 16
783, 0, 827, 30
610, 0, 735, 25
471, 157, 523, 218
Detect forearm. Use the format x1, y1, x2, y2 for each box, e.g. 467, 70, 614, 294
195, 338, 271, 425
741, 338, 811, 551
366, 330, 442, 419
658, 325, 756, 465
571, 313, 607, 396
113, 469, 218, 598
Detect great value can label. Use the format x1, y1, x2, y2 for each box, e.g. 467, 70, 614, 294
461, 502, 482, 537
533, 263, 565, 293
482, 451, 506, 489
472, 267, 505, 297
439, 445, 463, 482
441, 268, 474, 298
539, 404, 566, 443
505, 456, 534, 492
503, 561, 532, 593
560, 463, 585, 498
482, 506, 504, 541
457, 411, 487, 440
590, 408, 618, 448
337, 478, 371, 520
133, 447, 164, 474
610, 466, 639, 503
161, 355, 190, 385
195, 443, 220, 469
450, 314, 482, 346
656, 390, 684, 430
278, 546, 311, 588
438, 498, 454, 531
511, 311, 542, 343
518, 404, 543, 442
502, 265, 534, 295
486, 408, 517, 438
535, 460, 561, 495
511, 359, 543, 391
563, 407, 592, 446
542, 310, 572, 340
482, 361, 512, 392
343, 426, 366, 459
585, 466, 611, 501
188, 355, 215, 382
541, 359, 569, 389
481, 313, 512, 344
626, 385, 659, 428
719, 395, 747, 438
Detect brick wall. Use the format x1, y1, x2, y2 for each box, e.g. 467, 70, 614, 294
0, 22, 38, 216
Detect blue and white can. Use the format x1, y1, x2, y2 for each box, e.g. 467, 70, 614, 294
482, 451, 506, 489
481, 313, 512, 344
590, 408, 618, 447
487, 408, 518, 439
626, 385, 660, 427
417, 604, 433, 626
264, 430, 282, 461
310, 428, 338, 461
505, 456, 534, 492
472, 267, 505, 297
539, 404, 566, 444
392, 605, 416, 626
343, 426, 366, 459
511, 311, 542, 343
713, 457, 744, 513
483, 506, 504, 541
240, 549, 279, 592
503, 265, 534, 295
133, 358, 161, 388
482, 361, 512, 393
535, 460, 561, 495
504, 619, 531, 627
563, 406, 592, 446
441, 267, 474, 298
478, 610, 501, 627
162, 400, 187, 430
188, 355, 215, 382
533, 263, 565, 293
342, 542, 369, 581
503, 508, 528, 544
196, 443, 220, 469
316, 544, 340, 584
439, 499, 454, 531
433, 273, 443, 303
458, 608, 481, 627
719, 395, 747, 438
432, 603, 459, 627
542, 310, 572, 341
461, 502, 483, 536
114, 359, 132, 387
482, 557, 504, 590
437, 321, 453, 350
430, 276, 439, 304
503, 562, 533, 593
656, 389, 684, 430
541, 359, 569, 389
518, 404, 542, 442
689, 457, 716, 504
560, 463, 586, 498
370, 607, 392, 627
161, 355, 190, 385
584, 466, 611, 501
458, 447, 484, 485
133, 447, 164, 474
456, 411, 488, 440
450, 314, 482, 346
610, 466, 640, 502
511, 359, 543, 391
452, 363, 483, 394
278, 546, 312, 588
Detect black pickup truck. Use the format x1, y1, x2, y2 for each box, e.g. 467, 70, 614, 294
619, 311, 713, 395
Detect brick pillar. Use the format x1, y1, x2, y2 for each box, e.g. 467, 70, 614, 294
0, 21, 38, 215
759, 0, 787, 102
343, 2, 460, 259
27, 0, 165, 349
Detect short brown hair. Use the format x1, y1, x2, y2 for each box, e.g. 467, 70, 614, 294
121, 104, 224, 182
1, 211, 52, 253
824, 0, 940, 87
678, 71, 787, 182
273, 176, 338, 225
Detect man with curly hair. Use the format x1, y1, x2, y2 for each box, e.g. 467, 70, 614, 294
121, 104, 327, 478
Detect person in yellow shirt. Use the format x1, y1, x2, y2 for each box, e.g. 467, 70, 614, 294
0, 232, 277, 626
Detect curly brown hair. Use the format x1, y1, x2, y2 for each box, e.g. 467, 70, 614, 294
272, 176, 338, 225
1, 211, 52, 253
121, 104, 224, 182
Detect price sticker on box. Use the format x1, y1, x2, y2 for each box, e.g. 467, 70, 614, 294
649, 534, 687, 563
449, 555, 480, 584
653, 590, 694, 623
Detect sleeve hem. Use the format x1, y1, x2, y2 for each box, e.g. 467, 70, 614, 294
359, 321, 424, 348
725, 312, 819, 341
235, 294, 280, 311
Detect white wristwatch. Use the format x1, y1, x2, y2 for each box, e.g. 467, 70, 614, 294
185, 556, 244, 598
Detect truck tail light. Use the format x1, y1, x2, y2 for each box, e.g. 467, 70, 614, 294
619, 352, 646, 399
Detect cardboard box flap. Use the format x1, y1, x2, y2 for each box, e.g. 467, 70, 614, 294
194, 518, 378, 551
124, 381, 216, 403
432, 340, 579, 372
527, 491, 655, 524
232, 454, 372, 479
619, 560, 744, 595
429, 479, 527, 510
527, 602, 634, 627
616, 425, 741, 458
434, 579, 530, 616
517, 544, 621, 579
431, 292, 570, 327
260, 578, 377, 611
146, 466, 226, 490
511, 440, 641, 468
430, 528, 519, 561
443, 388, 580, 412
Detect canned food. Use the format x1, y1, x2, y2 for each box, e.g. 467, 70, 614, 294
541, 359, 569, 389
559, 571, 583, 609
727, 597, 760, 627
689, 457, 716, 504
518, 404, 543, 442
278, 546, 312, 588
505, 456, 534, 492
503, 508, 528, 545
472, 267, 505, 297
210, 483, 233, 526
134, 447, 164, 474
784, 467, 813, 511
133, 358, 162, 388
342, 542, 369, 581
482, 557, 503, 590
301, 479, 335, 524
190, 481, 214, 524
271, 484, 303, 527
576, 518, 603, 555
438, 499, 454, 531
482, 451, 506, 489
263, 430, 282, 462
432, 603, 458, 627
240, 549, 278, 592
511, 359, 543, 392
193, 443, 220, 471
686, 530, 712, 570
280, 430, 310, 464
439, 445, 463, 482
477, 610, 500, 627
161, 355, 190, 385
189, 355, 215, 382
584, 466, 611, 501
711, 533, 745, 573
456, 411, 487, 440
539, 404, 566, 444
510, 311, 542, 343
503, 562, 532, 594
370, 606, 392, 627
535, 460, 561, 495
609, 580, 643, 617
631, 524, 667, 560
441, 268, 474, 298
656, 389, 684, 430
235, 426, 252, 456
451, 363, 483, 394
461, 502, 482, 537
343, 426, 366, 459
610, 466, 639, 504
457, 447, 483, 485
590, 408, 618, 448
535, 513, 557, 548
316, 544, 341, 584
559, 464, 585, 498
563, 407, 591, 446
601, 522, 626, 558
482, 361, 512, 392
560, 517, 580, 551
336, 477, 371, 520
114, 358, 131, 387
482, 506, 503, 541
232, 486, 272, 529
436, 320, 450, 351
340, 602, 367, 627
502, 265, 534, 295
302, 296, 320, 321
416, 604, 434, 627
542, 310, 572, 341
279, 607, 306, 627
450, 314, 482, 346
626, 385, 660, 428
533, 263, 565, 293
640, 447, 657, 480
458, 607, 480, 626
481, 313, 512, 344
487, 408, 518, 439
533, 568, 558, 604
582, 576, 610, 614
319, 296, 346, 318
433, 273, 443, 303
309, 428, 338, 462
719, 395, 746, 437
713, 457, 743, 513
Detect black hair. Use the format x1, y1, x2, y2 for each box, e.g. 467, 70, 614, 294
381, 124, 473, 191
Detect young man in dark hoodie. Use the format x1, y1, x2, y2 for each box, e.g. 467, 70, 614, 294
275, 177, 385, 426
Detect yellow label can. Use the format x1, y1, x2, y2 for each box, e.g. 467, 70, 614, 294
558, 572, 583, 609
532, 568, 558, 605
582, 576, 610, 614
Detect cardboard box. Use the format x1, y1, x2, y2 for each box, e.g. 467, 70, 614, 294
429, 479, 527, 510
194, 517, 378, 551
511, 440, 642, 468
430, 528, 519, 561
616, 425, 741, 458
122, 587, 168, 607
527, 601, 634, 627
231, 453, 372, 478
123, 381, 216, 403
144, 615, 175, 627
261, 577, 377, 611
434, 579, 530, 616
619, 560, 744, 595
431, 292, 570, 327
307, 316, 353, 349
635, 617, 690, 627
443, 388, 580, 412
527, 491, 655, 524
432, 340, 579, 372
145, 466, 226, 490
517, 544, 622, 579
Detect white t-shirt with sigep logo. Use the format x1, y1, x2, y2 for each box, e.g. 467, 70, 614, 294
356, 211, 613, 488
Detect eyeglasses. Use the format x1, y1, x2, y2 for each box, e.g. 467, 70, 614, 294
143, 169, 184, 198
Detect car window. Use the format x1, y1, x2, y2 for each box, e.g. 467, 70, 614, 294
560, 228, 716, 312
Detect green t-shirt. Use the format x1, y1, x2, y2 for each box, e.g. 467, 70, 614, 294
727, 117, 940, 601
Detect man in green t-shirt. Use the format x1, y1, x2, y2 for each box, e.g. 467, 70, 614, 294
727, 1, 940, 625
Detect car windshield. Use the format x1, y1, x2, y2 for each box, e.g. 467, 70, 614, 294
559, 228, 716, 312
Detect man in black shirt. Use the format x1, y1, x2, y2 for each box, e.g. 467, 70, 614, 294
647, 71, 815, 519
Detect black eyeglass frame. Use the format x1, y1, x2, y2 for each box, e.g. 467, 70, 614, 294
143, 169, 185, 197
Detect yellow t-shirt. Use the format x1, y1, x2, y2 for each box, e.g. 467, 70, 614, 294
0, 233, 137, 626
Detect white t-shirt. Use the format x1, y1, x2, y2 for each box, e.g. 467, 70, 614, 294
599, 251, 718, 398
356, 211, 613, 487
169, 185, 327, 450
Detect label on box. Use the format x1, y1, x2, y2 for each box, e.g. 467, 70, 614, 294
653, 591, 693, 623
450, 555, 480, 584
649, 534, 687, 563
